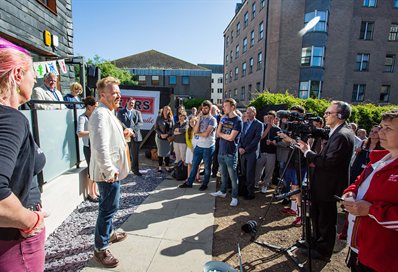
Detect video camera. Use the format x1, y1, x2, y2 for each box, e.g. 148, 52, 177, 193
276, 110, 327, 141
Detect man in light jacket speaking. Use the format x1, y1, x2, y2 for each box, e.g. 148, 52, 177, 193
89, 76, 131, 268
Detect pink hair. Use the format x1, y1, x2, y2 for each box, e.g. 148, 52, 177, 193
0, 38, 32, 99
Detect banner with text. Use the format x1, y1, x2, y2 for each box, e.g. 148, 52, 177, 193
120, 89, 160, 130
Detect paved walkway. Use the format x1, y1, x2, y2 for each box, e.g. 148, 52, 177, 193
83, 176, 216, 272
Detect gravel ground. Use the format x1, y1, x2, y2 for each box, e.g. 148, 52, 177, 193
44, 167, 165, 272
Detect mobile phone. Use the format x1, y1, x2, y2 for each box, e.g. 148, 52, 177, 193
334, 195, 344, 202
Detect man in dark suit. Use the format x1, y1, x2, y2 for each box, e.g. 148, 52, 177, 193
238, 107, 263, 200
117, 97, 144, 176
298, 101, 355, 261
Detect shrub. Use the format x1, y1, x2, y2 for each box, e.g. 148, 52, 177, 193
249, 92, 397, 132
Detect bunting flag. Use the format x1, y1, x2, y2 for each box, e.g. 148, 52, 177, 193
45, 61, 59, 75
33, 62, 47, 78
57, 59, 67, 74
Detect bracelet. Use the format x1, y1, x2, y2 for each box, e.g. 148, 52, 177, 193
20, 211, 40, 233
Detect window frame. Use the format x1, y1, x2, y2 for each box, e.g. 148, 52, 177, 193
355, 53, 370, 71
241, 86, 246, 100
388, 23, 398, 41
362, 0, 377, 7
236, 21, 241, 36
304, 10, 328, 33
301, 46, 325, 67
169, 75, 177, 85
257, 52, 263, 70
259, 21, 264, 41
182, 76, 190, 85
352, 84, 366, 102
242, 62, 247, 77
235, 44, 240, 59
36, 0, 57, 15
380, 85, 390, 103
243, 37, 248, 52
384, 54, 395, 72
244, 12, 249, 27
298, 80, 322, 99
252, 2, 256, 19
250, 30, 255, 46
249, 58, 254, 73
235, 66, 239, 80
360, 21, 374, 40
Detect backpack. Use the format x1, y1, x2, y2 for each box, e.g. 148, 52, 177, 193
172, 160, 188, 180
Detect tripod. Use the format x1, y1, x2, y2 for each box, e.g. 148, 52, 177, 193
253, 143, 313, 272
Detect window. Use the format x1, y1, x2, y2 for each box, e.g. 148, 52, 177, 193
259, 22, 264, 40
218, 77, 223, 83
298, 80, 322, 99
304, 10, 328, 32
231, 31, 234, 42
363, 0, 377, 7
226, 36, 229, 47
138, 75, 146, 85
388, 23, 398, 41
225, 73, 228, 82
235, 44, 240, 58
261, 0, 265, 9
360, 21, 374, 40
169, 75, 176, 85
248, 84, 252, 100
230, 50, 233, 62
244, 12, 249, 27
182, 76, 190, 85
301, 47, 325, 67
226, 54, 229, 65
356, 53, 370, 71
241, 86, 246, 100
211, 78, 214, 83
352, 84, 365, 102
257, 52, 263, 70
252, 2, 256, 19
235, 67, 239, 80
229, 71, 232, 82
243, 37, 247, 52
237, 22, 241, 36
211, 88, 214, 93
217, 88, 223, 93
249, 58, 254, 73
36, 0, 57, 14
242, 62, 247, 76
394, 0, 398, 8
256, 82, 261, 91
250, 31, 255, 46
229, 90, 232, 98
384, 54, 395, 72
234, 88, 238, 97
151, 76, 159, 85
380, 85, 390, 103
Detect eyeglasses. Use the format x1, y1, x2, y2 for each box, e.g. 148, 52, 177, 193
324, 111, 338, 116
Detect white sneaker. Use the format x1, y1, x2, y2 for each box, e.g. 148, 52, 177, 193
261, 186, 268, 194
211, 191, 227, 198
230, 198, 238, 207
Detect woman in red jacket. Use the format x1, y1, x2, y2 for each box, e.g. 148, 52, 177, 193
343, 108, 398, 272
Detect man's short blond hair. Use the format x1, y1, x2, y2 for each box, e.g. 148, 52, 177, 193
96, 76, 120, 94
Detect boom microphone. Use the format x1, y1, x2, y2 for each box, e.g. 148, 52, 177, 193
274, 189, 301, 201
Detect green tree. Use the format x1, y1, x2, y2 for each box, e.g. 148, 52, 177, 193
76, 55, 138, 86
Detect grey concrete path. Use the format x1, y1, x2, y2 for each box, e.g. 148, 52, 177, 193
83, 176, 216, 272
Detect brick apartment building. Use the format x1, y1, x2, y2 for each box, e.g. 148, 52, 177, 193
0, 0, 75, 93
198, 64, 224, 105
113, 50, 212, 100
224, 0, 398, 105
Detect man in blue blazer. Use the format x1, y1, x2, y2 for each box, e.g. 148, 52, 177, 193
238, 107, 263, 199
117, 97, 143, 176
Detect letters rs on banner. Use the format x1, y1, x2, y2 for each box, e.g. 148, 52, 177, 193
120, 89, 161, 130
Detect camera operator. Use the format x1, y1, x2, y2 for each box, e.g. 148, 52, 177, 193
277, 106, 308, 226
255, 111, 281, 194
297, 101, 355, 261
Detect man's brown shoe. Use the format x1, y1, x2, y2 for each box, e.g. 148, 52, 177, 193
110, 231, 127, 244
94, 249, 119, 268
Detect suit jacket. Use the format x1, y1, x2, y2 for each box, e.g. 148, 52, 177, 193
306, 123, 354, 201
117, 108, 143, 142
31, 85, 66, 110
88, 103, 129, 182
239, 118, 263, 158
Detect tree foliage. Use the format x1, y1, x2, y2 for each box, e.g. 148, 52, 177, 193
183, 98, 205, 109
249, 91, 397, 132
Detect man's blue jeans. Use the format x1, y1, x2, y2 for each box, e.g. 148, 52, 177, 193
218, 153, 238, 198
187, 145, 215, 186
95, 181, 120, 250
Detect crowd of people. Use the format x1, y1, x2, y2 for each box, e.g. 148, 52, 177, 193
0, 37, 397, 271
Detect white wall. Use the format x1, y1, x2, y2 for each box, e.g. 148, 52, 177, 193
210, 73, 224, 105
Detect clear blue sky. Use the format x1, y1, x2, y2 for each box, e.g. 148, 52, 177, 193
72, 0, 238, 65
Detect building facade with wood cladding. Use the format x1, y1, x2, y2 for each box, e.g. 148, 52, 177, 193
0, 0, 75, 93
